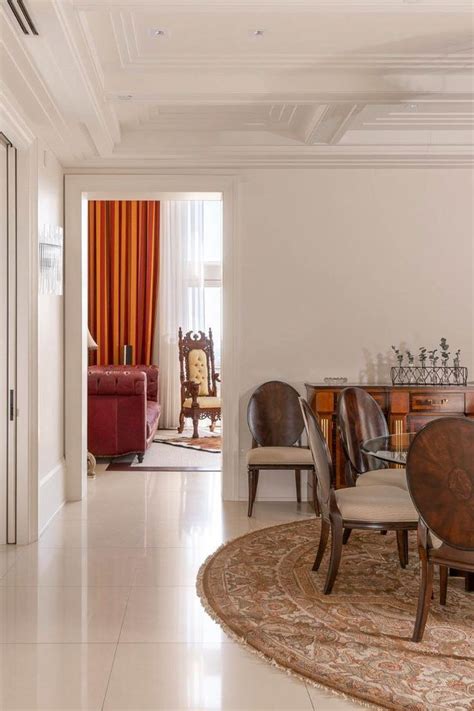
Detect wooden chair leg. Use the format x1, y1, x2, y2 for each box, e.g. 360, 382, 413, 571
210, 414, 216, 432
323, 517, 343, 595
247, 468, 259, 517
396, 530, 409, 569
342, 528, 352, 545
439, 565, 448, 606
412, 555, 434, 642
177, 411, 185, 434
295, 470, 301, 503
312, 470, 320, 517
312, 517, 330, 571
191, 409, 200, 439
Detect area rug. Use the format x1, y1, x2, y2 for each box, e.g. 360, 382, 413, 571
154, 435, 221, 453
197, 519, 474, 710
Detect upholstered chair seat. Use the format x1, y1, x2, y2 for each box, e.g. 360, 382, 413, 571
356, 468, 408, 490
335, 485, 417, 522
183, 396, 221, 409
246, 446, 313, 467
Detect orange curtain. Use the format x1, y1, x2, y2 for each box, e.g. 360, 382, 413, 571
88, 200, 160, 366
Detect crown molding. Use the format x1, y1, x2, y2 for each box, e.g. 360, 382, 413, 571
72, 0, 474, 14
62, 144, 474, 169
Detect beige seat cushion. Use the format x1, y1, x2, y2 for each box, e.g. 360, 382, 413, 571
183, 396, 221, 409
356, 468, 408, 491
247, 446, 313, 467
335, 485, 418, 523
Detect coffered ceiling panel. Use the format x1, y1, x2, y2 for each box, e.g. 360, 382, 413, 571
1, 0, 473, 167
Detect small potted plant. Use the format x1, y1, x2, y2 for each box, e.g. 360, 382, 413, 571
391, 345, 404, 367
419, 347, 427, 369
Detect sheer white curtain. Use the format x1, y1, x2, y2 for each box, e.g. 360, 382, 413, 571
158, 200, 205, 428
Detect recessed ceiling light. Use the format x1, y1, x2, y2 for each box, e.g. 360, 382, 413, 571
117, 95, 133, 101
250, 29, 265, 38
407, 103, 418, 111
149, 28, 167, 38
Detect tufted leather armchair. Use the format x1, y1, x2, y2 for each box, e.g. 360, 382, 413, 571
88, 365, 160, 462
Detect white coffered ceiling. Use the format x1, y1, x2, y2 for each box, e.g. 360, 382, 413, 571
1, 0, 473, 167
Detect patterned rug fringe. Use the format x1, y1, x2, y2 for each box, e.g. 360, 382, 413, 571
196, 523, 385, 711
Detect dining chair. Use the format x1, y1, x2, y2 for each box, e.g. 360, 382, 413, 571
337, 387, 408, 491
406, 417, 474, 642
246, 381, 316, 517
299, 398, 418, 594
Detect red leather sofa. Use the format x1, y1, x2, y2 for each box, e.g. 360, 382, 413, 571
88, 365, 160, 462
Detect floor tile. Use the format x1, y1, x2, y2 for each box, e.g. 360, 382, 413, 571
0, 586, 129, 642
0, 643, 115, 710
120, 586, 228, 644
0, 546, 17, 578
1, 547, 144, 587
104, 643, 314, 710
132, 547, 203, 586
38, 517, 146, 548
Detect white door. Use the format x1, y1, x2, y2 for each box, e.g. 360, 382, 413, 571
0, 133, 17, 545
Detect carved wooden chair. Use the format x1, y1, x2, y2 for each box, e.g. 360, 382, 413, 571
178, 328, 221, 439
406, 417, 474, 642
246, 381, 316, 517
299, 398, 418, 594
337, 387, 408, 490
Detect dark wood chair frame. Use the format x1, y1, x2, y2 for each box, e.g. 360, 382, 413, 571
337, 386, 393, 488
247, 381, 316, 517
300, 398, 418, 594
178, 328, 221, 439
406, 417, 474, 642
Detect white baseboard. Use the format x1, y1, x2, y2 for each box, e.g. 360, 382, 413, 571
39, 459, 66, 535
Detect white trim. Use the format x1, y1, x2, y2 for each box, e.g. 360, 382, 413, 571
39, 459, 66, 536
64, 174, 240, 502
15, 143, 39, 545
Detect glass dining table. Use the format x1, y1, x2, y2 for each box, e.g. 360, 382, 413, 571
361, 432, 416, 467
362, 432, 473, 592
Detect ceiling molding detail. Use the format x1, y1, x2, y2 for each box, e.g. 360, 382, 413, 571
3, 0, 473, 168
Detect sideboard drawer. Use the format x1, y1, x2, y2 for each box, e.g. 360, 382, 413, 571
410, 392, 464, 413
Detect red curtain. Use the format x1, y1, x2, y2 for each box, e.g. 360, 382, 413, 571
88, 200, 160, 366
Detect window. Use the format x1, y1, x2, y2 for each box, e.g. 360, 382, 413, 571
203, 201, 222, 368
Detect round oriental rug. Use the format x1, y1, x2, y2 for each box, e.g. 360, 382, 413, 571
197, 519, 474, 710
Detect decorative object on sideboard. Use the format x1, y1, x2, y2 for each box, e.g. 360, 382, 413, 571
391, 339, 468, 386
39, 224, 63, 295
323, 377, 348, 385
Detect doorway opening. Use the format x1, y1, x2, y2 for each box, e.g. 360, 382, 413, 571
86, 194, 223, 477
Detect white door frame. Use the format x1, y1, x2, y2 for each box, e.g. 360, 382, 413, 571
64, 174, 240, 502
0, 111, 39, 543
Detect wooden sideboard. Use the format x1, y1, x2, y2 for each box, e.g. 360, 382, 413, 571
305, 383, 474, 493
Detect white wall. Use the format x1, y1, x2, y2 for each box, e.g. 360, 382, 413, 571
37, 141, 65, 531
236, 168, 474, 500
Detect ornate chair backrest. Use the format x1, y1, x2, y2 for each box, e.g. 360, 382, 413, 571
178, 328, 217, 397
299, 398, 333, 517
247, 381, 304, 447
337, 387, 389, 474
406, 417, 474, 551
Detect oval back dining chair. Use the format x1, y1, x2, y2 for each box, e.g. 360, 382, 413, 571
337, 387, 407, 491
246, 381, 315, 516
406, 417, 474, 642
300, 397, 418, 594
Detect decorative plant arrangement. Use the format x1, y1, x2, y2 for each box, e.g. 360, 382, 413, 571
390, 339, 468, 386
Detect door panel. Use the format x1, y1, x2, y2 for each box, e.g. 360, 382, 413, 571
0, 134, 17, 544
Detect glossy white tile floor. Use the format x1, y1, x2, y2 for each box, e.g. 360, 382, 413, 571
0, 463, 363, 710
